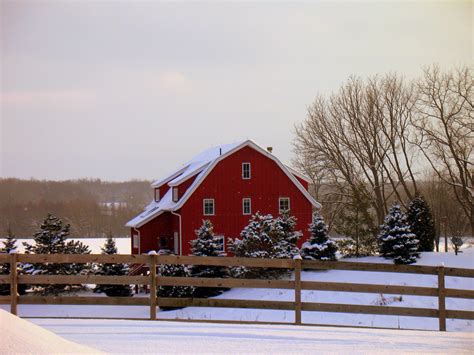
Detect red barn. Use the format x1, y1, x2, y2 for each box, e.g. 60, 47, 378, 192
126, 140, 320, 256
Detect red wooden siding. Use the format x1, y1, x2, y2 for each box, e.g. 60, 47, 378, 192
179, 146, 313, 255
132, 212, 179, 254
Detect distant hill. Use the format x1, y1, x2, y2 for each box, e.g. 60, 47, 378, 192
0, 178, 151, 237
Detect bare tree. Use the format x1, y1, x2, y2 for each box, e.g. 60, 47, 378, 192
413, 65, 473, 234
294, 75, 420, 224
375, 74, 419, 201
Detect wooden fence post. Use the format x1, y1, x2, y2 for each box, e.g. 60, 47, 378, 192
294, 256, 302, 325
150, 254, 157, 320
437, 265, 446, 331
10, 253, 18, 316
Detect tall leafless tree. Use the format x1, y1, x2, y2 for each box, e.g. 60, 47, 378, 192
294, 75, 420, 225
413, 65, 473, 234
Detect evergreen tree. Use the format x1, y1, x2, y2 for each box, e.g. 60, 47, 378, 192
334, 189, 377, 257
189, 220, 228, 298
157, 263, 193, 310
94, 232, 132, 297
378, 203, 419, 264
229, 212, 302, 278
301, 213, 338, 261
0, 227, 27, 295
228, 213, 276, 278
23, 214, 91, 295
406, 195, 436, 252
272, 211, 302, 259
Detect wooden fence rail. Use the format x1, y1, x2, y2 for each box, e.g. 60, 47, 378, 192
1, 253, 473, 331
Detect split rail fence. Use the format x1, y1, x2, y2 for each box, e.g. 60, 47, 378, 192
0, 253, 473, 331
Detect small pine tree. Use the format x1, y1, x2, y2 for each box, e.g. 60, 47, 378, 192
301, 213, 338, 261
189, 220, 228, 298
334, 189, 377, 257
0, 227, 27, 295
157, 263, 193, 310
406, 195, 436, 252
229, 212, 303, 278
272, 211, 302, 259
94, 232, 132, 297
228, 213, 276, 278
378, 203, 419, 265
23, 214, 91, 295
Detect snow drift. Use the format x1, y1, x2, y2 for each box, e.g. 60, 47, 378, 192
0, 309, 101, 354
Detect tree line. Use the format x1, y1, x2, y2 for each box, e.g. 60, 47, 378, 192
294, 65, 473, 244
0, 178, 150, 237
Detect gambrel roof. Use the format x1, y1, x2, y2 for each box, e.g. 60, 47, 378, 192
126, 140, 320, 228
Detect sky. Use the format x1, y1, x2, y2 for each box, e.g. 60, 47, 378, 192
0, 0, 472, 181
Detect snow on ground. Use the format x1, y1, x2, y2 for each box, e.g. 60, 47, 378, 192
0, 309, 101, 354
1, 249, 472, 332
0, 237, 131, 254
156, 248, 474, 331
29, 318, 473, 354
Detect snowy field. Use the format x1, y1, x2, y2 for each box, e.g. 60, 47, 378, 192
1, 309, 101, 354
2, 308, 472, 354
0, 237, 131, 254
2, 236, 471, 255
29, 318, 474, 354
2, 248, 473, 332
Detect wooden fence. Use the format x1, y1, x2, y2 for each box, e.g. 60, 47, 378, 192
0, 253, 473, 331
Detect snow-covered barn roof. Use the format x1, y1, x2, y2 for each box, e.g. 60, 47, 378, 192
126, 140, 320, 228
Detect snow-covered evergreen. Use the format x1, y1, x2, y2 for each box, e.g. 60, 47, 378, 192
229, 213, 277, 278
378, 203, 419, 264
94, 233, 132, 297
301, 213, 338, 261
406, 195, 436, 252
229, 212, 302, 278
272, 211, 302, 259
189, 220, 228, 298
157, 263, 193, 309
0, 227, 27, 295
22, 214, 91, 295
229, 213, 274, 258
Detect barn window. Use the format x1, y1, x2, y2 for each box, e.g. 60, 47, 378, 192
154, 189, 160, 202
132, 234, 139, 249
172, 187, 179, 202
242, 198, 251, 215
242, 162, 251, 179
203, 199, 215, 215
279, 197, 290, 213
214, 235, 225, 252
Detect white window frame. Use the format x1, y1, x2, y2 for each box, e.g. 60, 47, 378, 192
132, 234, 139, 249
154, 189, 160, 202
214, 235, 225, 252
279, 197, 290, 213
172, 187, 179, 202
203, 198, 215, 216
242, 198, 251, 215
242, 162, 251, 179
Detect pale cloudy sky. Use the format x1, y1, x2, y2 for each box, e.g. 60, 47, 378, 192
0, 1, 472, 181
